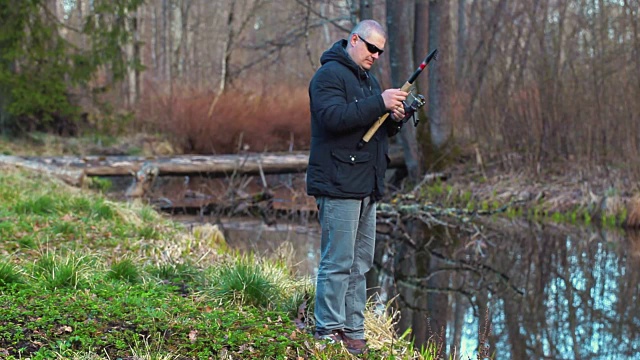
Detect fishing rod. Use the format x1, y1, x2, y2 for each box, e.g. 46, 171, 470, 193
357, 48, 438, 149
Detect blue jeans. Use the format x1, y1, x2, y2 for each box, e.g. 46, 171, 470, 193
314, 196, 376, 340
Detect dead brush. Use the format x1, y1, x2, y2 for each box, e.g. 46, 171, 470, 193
139, 84, 311, 154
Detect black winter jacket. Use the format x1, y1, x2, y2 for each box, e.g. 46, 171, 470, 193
306, 39, 400, 200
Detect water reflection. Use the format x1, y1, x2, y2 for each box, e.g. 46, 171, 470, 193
180, 215, 640, 359
175, 215, 322, 276
379, 219, 640, 359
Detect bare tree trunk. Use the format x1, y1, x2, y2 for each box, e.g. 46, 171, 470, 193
166, 0, 175, 120
320, 3, 331, 44
76, 0, 87, 48
171, 1, 182, 78
359, 0, 373, 20
456, 0, 466, 79
624, 0, 640, 157
414, 0, 430, 98
135, 5, 143, 101
173, 0, 192, 78
125, 7, 137, 106
629, 0, 640, 94
587, 0, 604, 163
0, 104, 10, 135
152, 2, 159, 74
387, 0, 422, 182
162, 0, 170, 82
207, 1, 236, 117
221, 0, 236, 90
467, 0, 506, 130
192, 1, 201, 87
0, 12, 14, 133
428, 0, 452, 150
0, 59, 12, 134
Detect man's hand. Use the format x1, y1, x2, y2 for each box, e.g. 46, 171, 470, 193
381, 88, 408, 110
381, 88, 408, 122
390, 104, 406, 122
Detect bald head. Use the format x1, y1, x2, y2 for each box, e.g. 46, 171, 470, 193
350, 20, 387, 41
346, 20, 386, 70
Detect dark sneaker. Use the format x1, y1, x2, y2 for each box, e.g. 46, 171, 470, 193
313, 330, 345, 344
342, 335, 368, 355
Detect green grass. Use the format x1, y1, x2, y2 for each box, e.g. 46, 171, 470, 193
0, 167, 448, 359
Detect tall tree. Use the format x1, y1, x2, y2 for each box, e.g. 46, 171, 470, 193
427, 0, 451, 151
387, 0, 423, 182
414, 0, 430, 94
359, 0, 373, 20
456, 0, 467, 79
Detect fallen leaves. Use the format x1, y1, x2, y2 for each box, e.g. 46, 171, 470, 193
189, 329, 198, 343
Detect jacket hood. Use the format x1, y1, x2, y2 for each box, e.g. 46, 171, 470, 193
320, 39, 369, 79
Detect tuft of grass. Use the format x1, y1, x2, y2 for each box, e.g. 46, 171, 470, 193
138, 225, 160, 239
139, 205, 159, 223
211, 255, 281, 308
0, 261, 24, 288
14, 194, 59, 215
90, 199, 115, 220
50, 221, 79, 237
107, 258, 141, 284
149, 262, 201, 285
33, 253, 93, 290
128, 334, 180, 360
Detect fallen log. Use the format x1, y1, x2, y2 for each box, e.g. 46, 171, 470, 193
0, 155, 85, 186
0, 151, 406, 178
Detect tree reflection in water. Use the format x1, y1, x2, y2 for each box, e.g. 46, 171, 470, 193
371, 218, 640, 359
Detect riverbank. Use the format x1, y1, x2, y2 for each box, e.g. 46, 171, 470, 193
3, 134, 640, 359
409, 156, 640, 229
3, 133, 639, 229
0, 166, 445, 359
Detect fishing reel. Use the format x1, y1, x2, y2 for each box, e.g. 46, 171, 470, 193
401, 93, 426, 127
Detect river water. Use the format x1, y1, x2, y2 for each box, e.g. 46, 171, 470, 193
178, 213, 640, 360
108, 172, 639, 359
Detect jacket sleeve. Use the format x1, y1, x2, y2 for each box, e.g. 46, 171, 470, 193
310, 67, 386, 133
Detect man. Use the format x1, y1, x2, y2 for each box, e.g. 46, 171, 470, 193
306, 19, 408, 355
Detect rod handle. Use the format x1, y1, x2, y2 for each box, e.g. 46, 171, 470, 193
359, 81, 413, 147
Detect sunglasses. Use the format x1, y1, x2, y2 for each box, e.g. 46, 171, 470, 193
356, 34, 384, 55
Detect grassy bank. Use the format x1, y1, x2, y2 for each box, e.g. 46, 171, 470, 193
0, 166, 446, 360
413, 162, 640, 229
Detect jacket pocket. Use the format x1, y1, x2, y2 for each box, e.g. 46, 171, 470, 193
331, 150, 374, 195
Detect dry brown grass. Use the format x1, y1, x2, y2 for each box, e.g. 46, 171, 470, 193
136, 84, 311, 154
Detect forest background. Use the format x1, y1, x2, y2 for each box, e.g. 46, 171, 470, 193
1, 0, 640, 182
